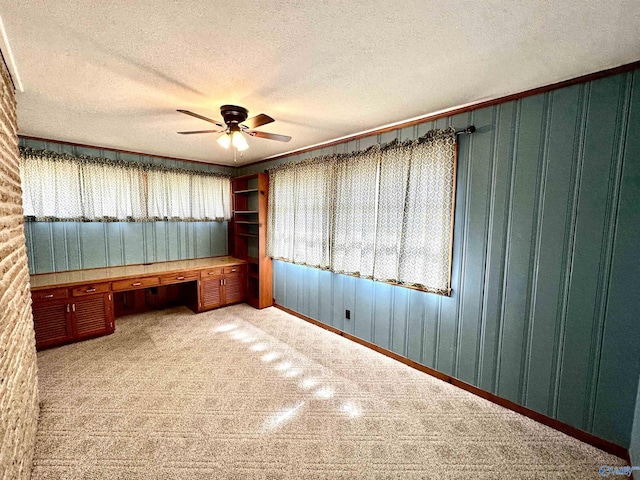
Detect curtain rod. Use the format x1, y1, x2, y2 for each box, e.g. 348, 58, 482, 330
455, 125, 476, 135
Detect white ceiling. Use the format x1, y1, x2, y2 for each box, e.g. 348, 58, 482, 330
2, 1, 640, 166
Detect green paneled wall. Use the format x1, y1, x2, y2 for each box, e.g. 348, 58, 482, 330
20, 138, 232, 273
240, 69, 640, 449
24, 221, 228, 273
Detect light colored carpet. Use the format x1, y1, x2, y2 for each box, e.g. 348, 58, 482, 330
32, 304, 626, 479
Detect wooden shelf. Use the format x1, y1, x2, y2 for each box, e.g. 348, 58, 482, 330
230, 173, 273, 309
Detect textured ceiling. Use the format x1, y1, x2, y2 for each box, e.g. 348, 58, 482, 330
2, 1, 640, 165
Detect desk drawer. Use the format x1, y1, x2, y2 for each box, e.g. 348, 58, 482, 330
201, 267, 223, 278
71, 283, 110, 297
224, 265, 244, 275
160, 271, 199, 285
31, 287, 69, 302
112, 276, 159, 291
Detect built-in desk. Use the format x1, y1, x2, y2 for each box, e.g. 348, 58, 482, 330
29, 256, 247, 350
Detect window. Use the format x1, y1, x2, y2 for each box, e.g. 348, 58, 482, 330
19, 148, 231, 222
267, 159, 334, 269
267, 128, 457, 295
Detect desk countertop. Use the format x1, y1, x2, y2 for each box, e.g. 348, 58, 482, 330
30, 256, 246, 290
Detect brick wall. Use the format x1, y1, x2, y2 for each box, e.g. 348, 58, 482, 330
0, 54, 39, 479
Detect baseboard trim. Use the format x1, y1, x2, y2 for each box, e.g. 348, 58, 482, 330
275, 303, 631, 462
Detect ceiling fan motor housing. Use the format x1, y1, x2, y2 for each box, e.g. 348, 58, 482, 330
220, 105, 248, 125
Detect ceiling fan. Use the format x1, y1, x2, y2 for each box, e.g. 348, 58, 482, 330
177, 105, 291, 153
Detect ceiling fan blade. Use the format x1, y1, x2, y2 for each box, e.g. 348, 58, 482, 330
248, 130, 292, 142
177, 130, 223, 135
242, 114, 274, 129
177, 109, 225, 128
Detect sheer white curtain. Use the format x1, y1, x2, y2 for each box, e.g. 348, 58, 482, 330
267, 127, 457, 295
397, 133, 456, 291
81, 162, 146, 220
267, 166, 297, 261
267, 158, 334, 269
147, 170, 192, 219
20, 149, 231, 222
372, 144, 411, 283
20, 156, 83, 220
332, 147, 380, 277
192, 175, 231, 221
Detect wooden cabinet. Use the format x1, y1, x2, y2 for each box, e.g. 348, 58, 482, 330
230, 173, 273, 309
31, 291, 114, 350
223, 266, 245, 304
74, 294, 114, 339
30, 257, 246, 349
198, 265, 245, 311
32, 298, 72, 349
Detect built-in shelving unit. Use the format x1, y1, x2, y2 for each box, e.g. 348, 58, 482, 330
230, 173, 273, 309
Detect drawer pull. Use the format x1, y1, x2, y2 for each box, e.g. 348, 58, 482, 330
176, 276, 185, 280
132, 282, 142, 286
42, 294, 55, 299
208, 271, 217, 275
85, 288, 96, 293
231, 268, 236, 272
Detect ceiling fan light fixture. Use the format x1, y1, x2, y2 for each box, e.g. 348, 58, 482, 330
232, 131, 249, 151
217, 133, 231, 149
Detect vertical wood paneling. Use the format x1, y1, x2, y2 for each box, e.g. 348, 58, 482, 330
354, 278, 374, 342
318, 270, 333, 325
557, 74, 625, 431
525, 84, 581, 416
406, 289, 425, 363
143, 222, 154, 262
343, 276, 356, 336
437, 115, 468, 375
592, 71, 640, 446
121, 222, 145, 266
23, 222, 35, 271
332, 272, 345, 331
308, 267, 320, 322
216, 222, 228, 256
373, 282, 393, 350
31, 222, 53, 273
154, 222, 167, 262
166, 222, 179, 260
105, 222, 122, 267
300, 266, 310, 317
421, 294, 440, 369
50, 222, 68, 272
65, 223, 81, 271
79, 223, 107, 269
498, 95, 545, 403
456, 106, 493, 384
390, 287, 408, 356
194, 222, 209, 258
479, 102, 515, 393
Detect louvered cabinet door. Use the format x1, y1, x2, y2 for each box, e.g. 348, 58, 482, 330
223, 272, 245, 305
32, 300, 72, 349
72, 293, 114, 339
200, 277, 223, 310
